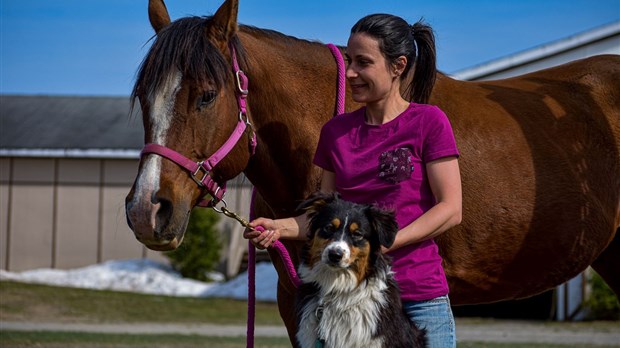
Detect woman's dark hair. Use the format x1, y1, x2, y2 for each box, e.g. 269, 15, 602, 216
351, 14, 437, 104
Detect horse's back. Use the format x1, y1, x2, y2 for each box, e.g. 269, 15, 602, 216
493, 54, 620, 143
439, 54, 620, 178
433, 54, 620, 303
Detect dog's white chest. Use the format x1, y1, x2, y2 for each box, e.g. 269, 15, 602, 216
296, 282, 387, 348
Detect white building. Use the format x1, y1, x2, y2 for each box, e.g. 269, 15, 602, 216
452, 21, 620, 81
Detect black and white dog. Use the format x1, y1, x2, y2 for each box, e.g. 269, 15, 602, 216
295, 192, 426, 348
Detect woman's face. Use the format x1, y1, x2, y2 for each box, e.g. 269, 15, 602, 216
345, 33, 397, 104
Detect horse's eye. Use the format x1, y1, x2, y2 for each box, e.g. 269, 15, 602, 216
197, 91, 217, 109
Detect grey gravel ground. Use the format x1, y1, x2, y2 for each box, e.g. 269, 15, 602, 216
2, 319, 620, 346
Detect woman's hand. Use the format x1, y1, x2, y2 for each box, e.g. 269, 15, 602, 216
244, 217, 281, 249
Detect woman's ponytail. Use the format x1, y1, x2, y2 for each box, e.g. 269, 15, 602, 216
406, 21, 437, 104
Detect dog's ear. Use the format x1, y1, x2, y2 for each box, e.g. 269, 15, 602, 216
366, 205, 398, 248
296, 191, 339, 239
296, 191, 338, 216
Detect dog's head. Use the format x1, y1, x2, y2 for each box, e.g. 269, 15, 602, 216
298, 192, 398, 278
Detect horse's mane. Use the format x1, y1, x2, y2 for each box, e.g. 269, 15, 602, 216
240, 24, 324, 47
131, 16, 245, 105
130, 16, 326, 112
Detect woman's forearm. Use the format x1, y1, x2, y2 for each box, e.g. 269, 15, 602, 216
386, 201, 461, 252
384, 157, 462, 252
277, 214, 310, 240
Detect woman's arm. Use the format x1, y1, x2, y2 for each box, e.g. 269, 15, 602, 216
244, 170, 337, 249
245, 215, 307, 249
320, 169, 336, 193
384, 156, 462, 252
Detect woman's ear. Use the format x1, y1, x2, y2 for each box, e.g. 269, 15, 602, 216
393, 56, 408, 77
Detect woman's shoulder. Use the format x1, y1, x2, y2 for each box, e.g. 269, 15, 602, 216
406, 102, 447, 118
401, 103, 451, 126
323, 107, 364, 129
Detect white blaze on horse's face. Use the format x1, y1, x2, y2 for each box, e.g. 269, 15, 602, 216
150, 70, 183, 144
134, 70, 183, 205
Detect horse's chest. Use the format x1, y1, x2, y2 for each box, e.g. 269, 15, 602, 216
297, 292, 385, 348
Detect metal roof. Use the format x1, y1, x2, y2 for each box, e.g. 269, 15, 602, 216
451, 21, 620, 81
0, 95, 144, 158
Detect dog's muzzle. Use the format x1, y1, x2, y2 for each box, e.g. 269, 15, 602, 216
323, 241, 350, 268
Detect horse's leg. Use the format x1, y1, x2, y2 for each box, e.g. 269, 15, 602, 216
591, 228, 620, 298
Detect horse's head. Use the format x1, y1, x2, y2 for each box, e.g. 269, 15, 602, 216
125, 0, 252, 251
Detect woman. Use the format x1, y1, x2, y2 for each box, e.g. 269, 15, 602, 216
245, 13, 462, 347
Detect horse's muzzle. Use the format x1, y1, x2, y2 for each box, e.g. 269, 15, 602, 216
125, 191, 184, 251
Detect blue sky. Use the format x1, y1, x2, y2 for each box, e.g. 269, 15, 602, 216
1, 0, 618, 96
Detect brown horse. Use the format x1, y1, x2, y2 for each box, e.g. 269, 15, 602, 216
125, 0, 620, 343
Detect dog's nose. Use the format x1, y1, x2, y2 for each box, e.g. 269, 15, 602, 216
327, 248, 344, 264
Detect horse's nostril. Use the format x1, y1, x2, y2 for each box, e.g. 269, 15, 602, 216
155, 196, 173, 230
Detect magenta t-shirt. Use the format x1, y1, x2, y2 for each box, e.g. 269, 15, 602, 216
313, 103, 459, 301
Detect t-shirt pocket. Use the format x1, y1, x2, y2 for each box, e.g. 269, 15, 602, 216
378, 147, 414, 184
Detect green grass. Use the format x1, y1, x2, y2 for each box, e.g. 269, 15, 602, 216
2, 281, 619, 348
0, 330, 291, 348
0, 281, 282, 326
2, 331, 619, 348
458, 344, 619, 348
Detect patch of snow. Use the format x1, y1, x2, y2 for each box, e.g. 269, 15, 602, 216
0, 259, 278, 302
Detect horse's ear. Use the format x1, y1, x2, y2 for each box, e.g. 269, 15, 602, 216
207, 0, 239, 49
148, 0, 171, 34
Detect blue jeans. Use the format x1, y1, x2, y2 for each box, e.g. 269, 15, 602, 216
403, 295, 456, 348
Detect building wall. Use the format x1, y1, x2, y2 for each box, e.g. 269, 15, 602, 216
0, 157, 150, 271
0, 159, 9, 270
55, 159, 101, 269
0, 156, 251, 275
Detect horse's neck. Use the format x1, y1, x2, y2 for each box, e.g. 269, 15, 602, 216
239, 30, 337, 215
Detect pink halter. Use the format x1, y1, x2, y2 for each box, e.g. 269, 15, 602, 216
140, 43, 256, 207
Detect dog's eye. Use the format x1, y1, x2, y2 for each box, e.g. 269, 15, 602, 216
351, 231, 364, 240
319, 224, 335, 237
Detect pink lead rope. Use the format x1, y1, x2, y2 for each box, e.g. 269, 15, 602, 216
326, 43, 346, 115
246, 43, 345, 348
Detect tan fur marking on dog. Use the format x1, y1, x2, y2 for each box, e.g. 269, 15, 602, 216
331, 218, 341, 229
308, 234, 329, 268
350, 243, 371, 284
348, 222, 359, 233
309, 199, 327, 213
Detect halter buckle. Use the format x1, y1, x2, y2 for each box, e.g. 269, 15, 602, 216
191, 162, 209, 187
239, 110, 252, 125
235, 70, 249, 95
